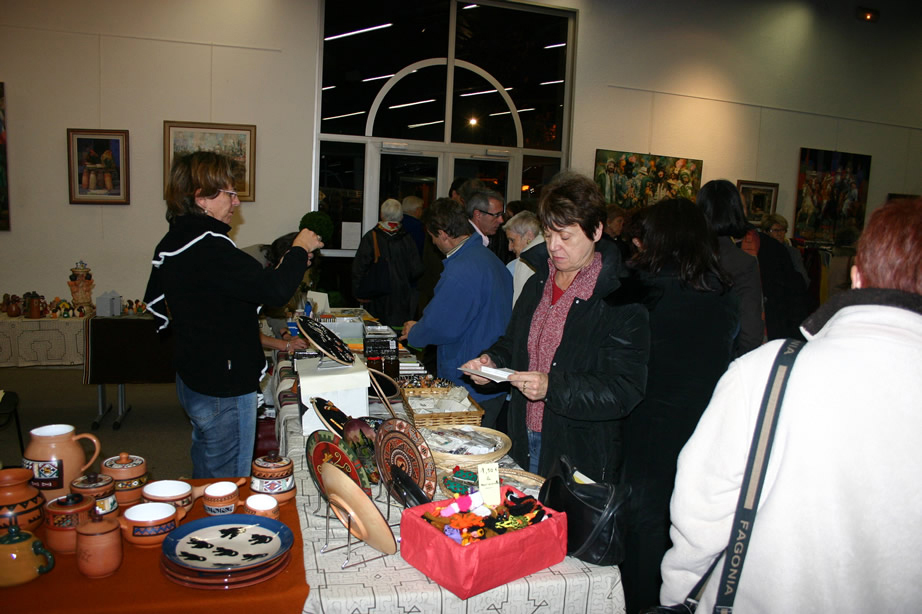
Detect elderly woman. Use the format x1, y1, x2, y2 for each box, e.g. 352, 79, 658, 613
144, 151, 322, 479
503, 210, 544, 305
761, 212, 810, 285
462, 172, 650, 480
352, 198, 423, 326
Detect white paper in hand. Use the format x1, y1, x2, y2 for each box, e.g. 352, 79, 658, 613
458, 366, 515, 383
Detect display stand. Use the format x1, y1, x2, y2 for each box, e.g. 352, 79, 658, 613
321, 497, 395, 569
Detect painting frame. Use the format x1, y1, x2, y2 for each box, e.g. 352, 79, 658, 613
793, 147, 872, 245
163, 121, 256, 201
593, 149, 703, 209
737, 180, 779, 225
67, 128, 130, 205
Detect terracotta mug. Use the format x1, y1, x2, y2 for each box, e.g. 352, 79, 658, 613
75, 513, 122, 579
23, 424, 101, 502
43, 493, 96, 554
118, 502, 186, 548
202, 481, 240, 516
243, 494, 280, 520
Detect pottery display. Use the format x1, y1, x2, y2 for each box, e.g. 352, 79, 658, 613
0, 525, 55, 587
0, 467, 46, 532
118, 502, 186, 548
250, 451, 296, 505
202, 481, 240, 516
100, 452, 148, 506
243, 494, 280, 520
70, 473, 118, 517
23, 424, 101, 502
44, 493, 96, 554
76, 512, 122, 578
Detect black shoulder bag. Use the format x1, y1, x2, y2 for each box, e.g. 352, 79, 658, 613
645, 338, 804, 613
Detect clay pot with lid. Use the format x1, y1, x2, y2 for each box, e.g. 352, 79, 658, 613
0, 467, 46, 532
71, 472, 118, 517
0, 525, 55, 587
76, 511, 122, 578
100, 452, 148, 506
44, 493, 96, 554
250, 451, 296, 505
23, 424, 101, 502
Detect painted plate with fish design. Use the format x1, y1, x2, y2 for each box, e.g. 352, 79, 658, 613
306, 429, 372, 498
161, 514, 293, 572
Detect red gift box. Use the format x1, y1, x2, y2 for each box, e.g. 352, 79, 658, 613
400, 485, 567, 599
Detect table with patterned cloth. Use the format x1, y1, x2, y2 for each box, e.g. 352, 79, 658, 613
278, 356, 627, 614
0, 314, 86, 367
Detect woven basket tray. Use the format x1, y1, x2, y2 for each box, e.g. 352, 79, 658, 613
401, 388, 484, 428
437, 467, 545, 498
426, 425, 512, 468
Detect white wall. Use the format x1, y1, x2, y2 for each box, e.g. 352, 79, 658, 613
1, 0, 920, 302
0, 0, 320, 301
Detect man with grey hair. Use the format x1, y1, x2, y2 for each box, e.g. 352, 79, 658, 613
467, 188, 513, 264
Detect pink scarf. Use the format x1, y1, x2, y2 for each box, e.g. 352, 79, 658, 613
525, 252, 602, 432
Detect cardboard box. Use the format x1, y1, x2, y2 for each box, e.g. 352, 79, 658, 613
400, 486, 567, 599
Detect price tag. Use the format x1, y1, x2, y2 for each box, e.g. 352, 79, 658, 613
477, 462, 500, 506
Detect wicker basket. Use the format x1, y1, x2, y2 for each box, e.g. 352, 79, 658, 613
426, 425, 512, 469
400, 387, 484, 428
437, 467, 545, 498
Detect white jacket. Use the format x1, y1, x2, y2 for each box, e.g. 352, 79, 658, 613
660, 289, 922, 612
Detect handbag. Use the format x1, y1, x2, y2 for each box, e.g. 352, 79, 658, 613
538, 454, 631, 566
355, 229, 391, 299
643, 338, 804, 614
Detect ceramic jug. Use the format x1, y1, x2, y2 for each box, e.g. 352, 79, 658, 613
23, 424, 101, 502
76, 512, 122, 578
0, 467, 46, 532
0, 525, 55, 587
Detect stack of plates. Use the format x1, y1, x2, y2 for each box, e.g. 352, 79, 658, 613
160, 514, 294, 590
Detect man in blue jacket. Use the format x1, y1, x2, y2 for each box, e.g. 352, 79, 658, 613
401, 198, 512, 427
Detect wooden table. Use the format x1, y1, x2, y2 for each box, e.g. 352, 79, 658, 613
4, 480, 310, 614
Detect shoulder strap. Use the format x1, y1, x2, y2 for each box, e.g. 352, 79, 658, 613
712, 337, 804, 613
372, 229, 381, 263
678, 338, 805, 613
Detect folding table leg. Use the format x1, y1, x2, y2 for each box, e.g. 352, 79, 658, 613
92, 385, 112, 430
113, 384, 132, 430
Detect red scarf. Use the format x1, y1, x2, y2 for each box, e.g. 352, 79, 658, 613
525, 252, 602, 432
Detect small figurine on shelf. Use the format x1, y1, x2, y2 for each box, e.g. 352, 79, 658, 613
67, 261, 95, 312
134, 300, 146, 314
22, 291, 42, 319
1, 293, 9, 313
7, 295, 22, 317
123, 299, 134, 315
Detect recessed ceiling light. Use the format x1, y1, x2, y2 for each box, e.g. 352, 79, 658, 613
855, 7, 879, 22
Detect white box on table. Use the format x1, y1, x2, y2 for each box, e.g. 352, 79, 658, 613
296, 356, 369, 435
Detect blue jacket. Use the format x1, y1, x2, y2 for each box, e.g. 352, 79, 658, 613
408, 236, 512, 402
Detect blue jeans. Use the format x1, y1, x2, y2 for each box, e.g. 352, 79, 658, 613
176, 374, 256, 479
527, 429, 542, 474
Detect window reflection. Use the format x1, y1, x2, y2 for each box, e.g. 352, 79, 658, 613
373, 67, 447, 142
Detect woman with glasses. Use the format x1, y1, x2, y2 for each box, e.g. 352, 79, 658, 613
144, 151, 323, 479
761, 213, 811, 285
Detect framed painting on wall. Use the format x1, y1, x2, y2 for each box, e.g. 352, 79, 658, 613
593, 149, 702, 209
737, 180, 778, 225
793, 147, 871, 245
163, 121, 256, 201
1, 82, 8, 229
67, 129, 130, 205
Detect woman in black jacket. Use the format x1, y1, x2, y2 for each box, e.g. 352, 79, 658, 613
618, 198, 739, 612
144, 151, 322, 479
463, 172, 650, 482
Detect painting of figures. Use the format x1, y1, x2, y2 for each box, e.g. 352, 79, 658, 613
794, 148, 872, 245
593, 149, 703, 209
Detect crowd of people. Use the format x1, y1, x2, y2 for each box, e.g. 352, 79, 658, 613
146, 150, 922, 612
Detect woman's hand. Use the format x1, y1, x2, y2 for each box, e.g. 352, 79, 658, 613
293, 228, 323, 254
460, 355, 496, 385
399, 320, 417, 341
508, 371, 548, 402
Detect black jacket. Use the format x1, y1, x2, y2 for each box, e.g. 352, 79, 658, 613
351, 226, 423, 326
144, 215, 308, 397
484, 238, 650, 481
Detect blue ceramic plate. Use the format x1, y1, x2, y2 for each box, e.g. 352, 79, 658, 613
161, 514, 294, 572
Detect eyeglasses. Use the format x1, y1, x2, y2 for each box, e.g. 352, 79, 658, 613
218, 189, 239, 200
478, 209, 503, 219
769, 226, 786, 234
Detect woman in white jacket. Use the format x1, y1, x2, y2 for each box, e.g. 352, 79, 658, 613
659, 198, 922, 612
